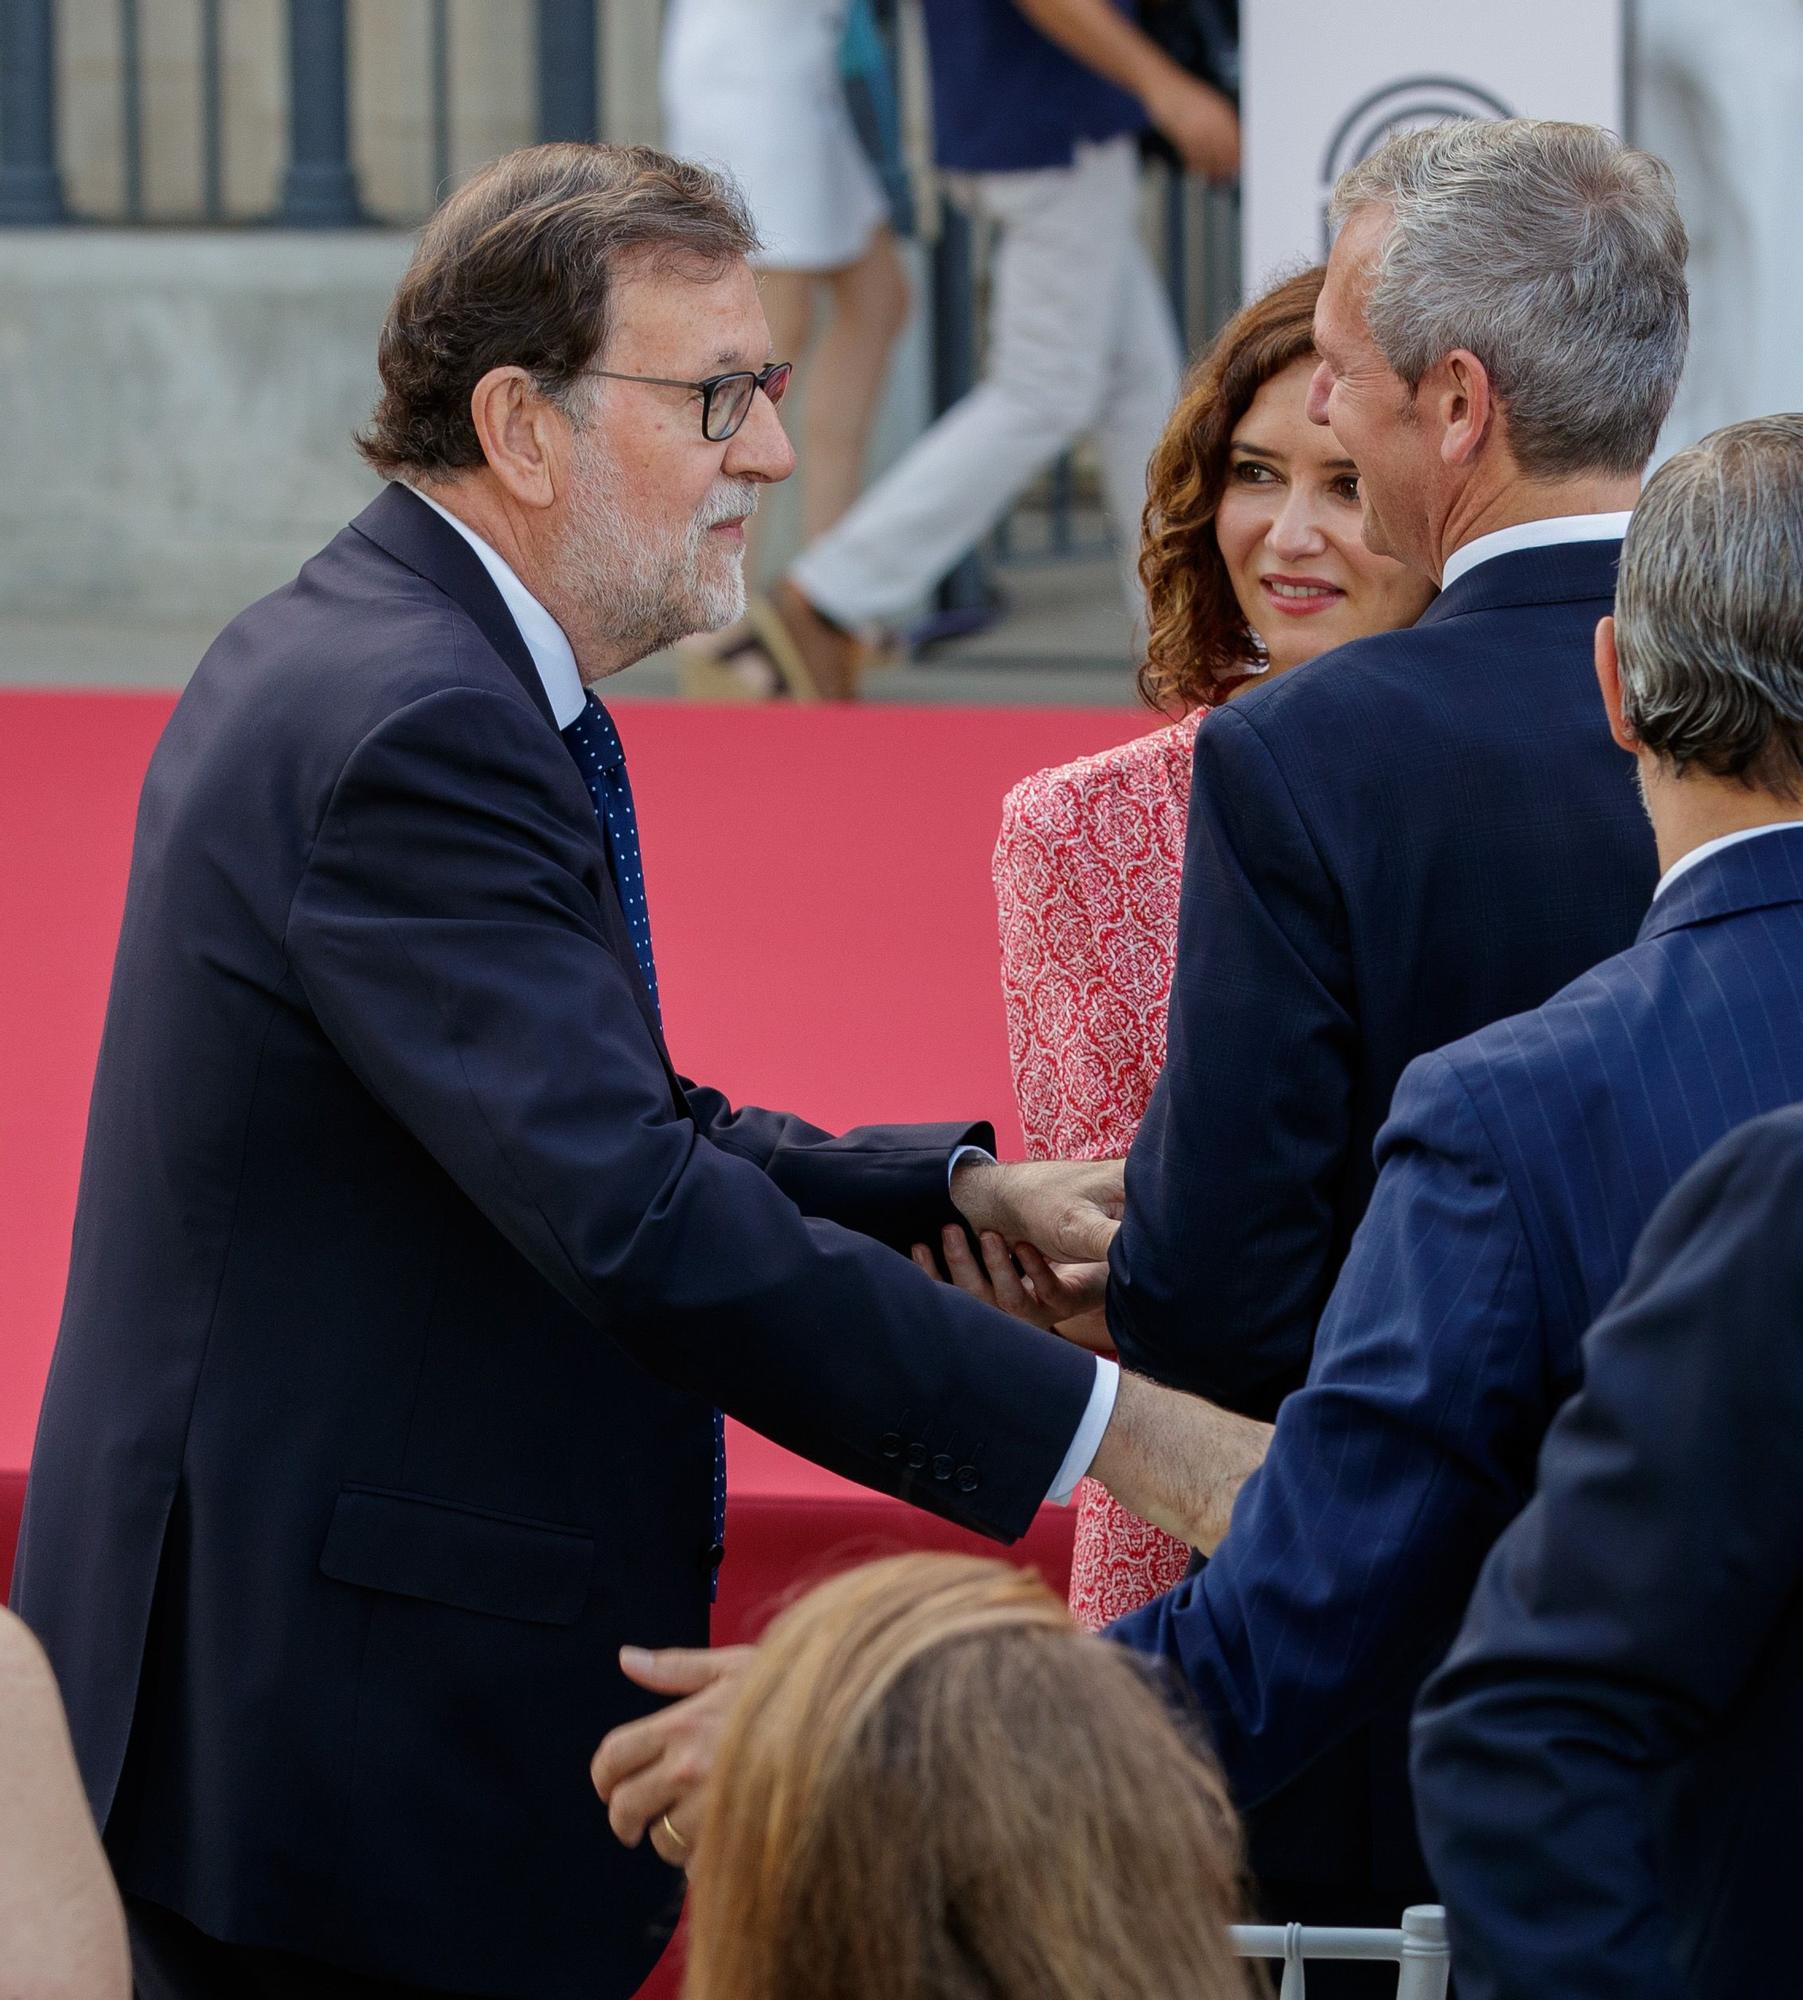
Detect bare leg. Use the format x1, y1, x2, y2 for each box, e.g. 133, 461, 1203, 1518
802, 227, 912, 542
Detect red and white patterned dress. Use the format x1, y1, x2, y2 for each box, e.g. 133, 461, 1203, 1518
993, 709, 1206, 1630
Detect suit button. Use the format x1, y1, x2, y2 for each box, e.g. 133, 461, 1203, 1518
931, 1454, 953, 1482
701, 1541, 726, 1572
906, 1442, 927, 1470
879, 1432, 902, 1459
955, 1465, 979, 1493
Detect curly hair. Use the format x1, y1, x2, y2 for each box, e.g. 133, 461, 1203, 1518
1137, 265, 1327, 714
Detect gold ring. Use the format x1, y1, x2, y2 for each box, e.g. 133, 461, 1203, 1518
659, 1811, 690, 1852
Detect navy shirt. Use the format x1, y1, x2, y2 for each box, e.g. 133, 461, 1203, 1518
922, 0, 1146, 172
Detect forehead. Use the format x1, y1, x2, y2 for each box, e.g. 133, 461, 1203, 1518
604, 255, 768, 373
1235, 357, 1316, 436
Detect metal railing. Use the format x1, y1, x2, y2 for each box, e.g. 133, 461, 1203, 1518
0, 0, 600, 225
0, 0, 1240, 610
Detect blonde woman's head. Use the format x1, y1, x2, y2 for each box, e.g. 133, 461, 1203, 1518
682, 1553, 1254, 2000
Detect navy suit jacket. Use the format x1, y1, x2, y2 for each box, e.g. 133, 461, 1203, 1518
11, 486, 1096, 2000
1413, 1104, 1803, 2000
1109, 539, 1656, 1420
1110, 827, 1803, 1898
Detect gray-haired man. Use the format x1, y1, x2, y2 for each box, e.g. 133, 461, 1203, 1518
1100, 118, 1685, 1941
1109, 409, 1803, 1950
1411, 414, 1803, 2000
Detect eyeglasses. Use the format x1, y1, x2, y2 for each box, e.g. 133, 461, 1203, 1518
581, 361, 794, 443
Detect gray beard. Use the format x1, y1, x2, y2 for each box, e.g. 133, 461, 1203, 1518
561, 467, 754, 666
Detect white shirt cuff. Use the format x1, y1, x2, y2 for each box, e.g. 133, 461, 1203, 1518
1046, 1357, 1119, 1505
947, 1142, 995, 1189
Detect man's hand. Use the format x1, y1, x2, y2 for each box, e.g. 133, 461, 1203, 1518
1141, 71, 1241, 181
950, 1156, 1124, 1264
911, 1228, 1116, 1351
590, 1644, 754, 1869
1089, 1371, 1273, 1553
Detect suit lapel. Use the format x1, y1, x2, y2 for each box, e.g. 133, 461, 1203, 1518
349, 485, 687, 1105
350, 483, 557, 729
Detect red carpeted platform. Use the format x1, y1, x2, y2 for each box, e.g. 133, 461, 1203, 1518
1, 689, 1149, 1593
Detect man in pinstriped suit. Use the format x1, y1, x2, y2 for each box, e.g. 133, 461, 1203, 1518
1107, 416, 1803, 1900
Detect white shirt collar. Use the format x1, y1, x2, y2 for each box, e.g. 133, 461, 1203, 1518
1654, 821, 1803, 901
404, 485, 588, 728
1440, 511, 1634, 592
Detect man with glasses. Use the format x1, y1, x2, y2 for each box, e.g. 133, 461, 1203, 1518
12, 143, 1270, 2000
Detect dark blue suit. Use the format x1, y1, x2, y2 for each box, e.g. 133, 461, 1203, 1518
1110, 538, 1656, 1418
1414, 1103, 1803, 2000
1110, 827, 1803, 1904
11, 486, 1096, 2000
1107, 536, 1656, 1912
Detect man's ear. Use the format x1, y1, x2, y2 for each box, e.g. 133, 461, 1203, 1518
1594, 615, 1642, 755
468, 366, 562, 510
1434, 349, 1494, 469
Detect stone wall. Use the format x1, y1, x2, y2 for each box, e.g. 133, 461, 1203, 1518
0, 230, 404, 619
0, 223, 930, 624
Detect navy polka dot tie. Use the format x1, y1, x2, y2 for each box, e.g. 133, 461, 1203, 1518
563, 694, 726, 1599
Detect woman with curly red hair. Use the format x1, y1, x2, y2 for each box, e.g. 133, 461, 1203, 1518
987, 265, 1434, 1628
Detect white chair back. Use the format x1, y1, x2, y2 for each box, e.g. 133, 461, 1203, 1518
1229, 1903, 1450, 2000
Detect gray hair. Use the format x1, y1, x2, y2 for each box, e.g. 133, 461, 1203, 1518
1615, 414, 1803, 795
1329, 119, 1688, 479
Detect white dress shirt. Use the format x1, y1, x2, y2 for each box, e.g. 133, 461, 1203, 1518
407, 487, 1118, 1505
1440, 511, 1635, 591
1654, 821, 1803, 900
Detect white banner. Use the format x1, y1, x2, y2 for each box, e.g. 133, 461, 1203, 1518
1241, 0, 1627, 297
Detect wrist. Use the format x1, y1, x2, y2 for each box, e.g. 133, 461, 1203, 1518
950, 1155, 1004, 1233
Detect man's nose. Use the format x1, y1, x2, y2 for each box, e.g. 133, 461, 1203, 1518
723, 386, 796, 484
1305, 361, 1335, 428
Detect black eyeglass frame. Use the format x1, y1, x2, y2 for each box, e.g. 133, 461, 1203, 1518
580, 361, 794, 442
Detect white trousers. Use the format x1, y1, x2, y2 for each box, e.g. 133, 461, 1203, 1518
790, 135, 1184, 625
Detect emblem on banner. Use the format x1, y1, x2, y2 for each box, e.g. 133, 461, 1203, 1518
1318, 76, 1516, 250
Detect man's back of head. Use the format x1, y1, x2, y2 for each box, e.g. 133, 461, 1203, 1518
1312, 118, 1690, 576
1600, 412, 1803, 860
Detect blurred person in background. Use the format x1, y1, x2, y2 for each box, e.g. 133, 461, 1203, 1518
0, 1607, 130, 2000
950, 265, 1432, 1630
725, 0, 1241, 698
661, 0, 912, 697
678, 1553, 1256, 2000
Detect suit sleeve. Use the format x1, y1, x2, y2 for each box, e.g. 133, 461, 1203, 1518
1411, 1114, 1803, 2000
1107, 1051, 1548, 1806
1107, 702, 1354, 1416
283, 684, 1095, 1539
676, 1079, 991, 1254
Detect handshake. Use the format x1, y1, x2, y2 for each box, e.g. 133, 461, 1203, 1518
918, 1153, 1125, 1346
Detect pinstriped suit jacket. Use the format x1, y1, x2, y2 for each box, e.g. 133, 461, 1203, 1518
1109, 825, 1803, 1884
